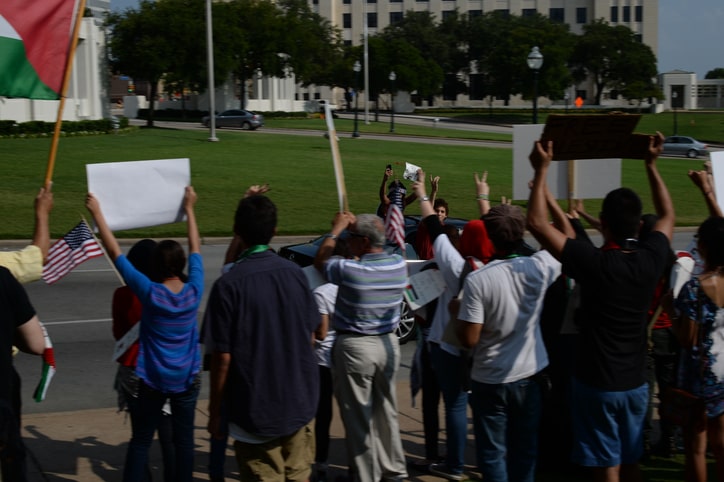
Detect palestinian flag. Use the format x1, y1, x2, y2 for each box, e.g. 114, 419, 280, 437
0, 0, 78, 100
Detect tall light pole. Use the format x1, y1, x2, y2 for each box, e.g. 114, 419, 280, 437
389, 71, 396, 133
672, 90, 679, 135
205, 0, 218, 142
352, 60, 361, 138
527, 46, 543, 124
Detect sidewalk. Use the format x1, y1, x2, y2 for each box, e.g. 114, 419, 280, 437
22, 379, 481, 482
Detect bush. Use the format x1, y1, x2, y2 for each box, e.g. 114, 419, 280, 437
0, 118, 130, 138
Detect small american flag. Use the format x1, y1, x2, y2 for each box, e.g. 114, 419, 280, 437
385, 203, 406, 253
42, 221, 104, 284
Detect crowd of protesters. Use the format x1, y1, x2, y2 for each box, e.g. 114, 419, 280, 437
3, 132, 724, 482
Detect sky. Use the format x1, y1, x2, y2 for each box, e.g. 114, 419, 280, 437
110, 0, 723, 79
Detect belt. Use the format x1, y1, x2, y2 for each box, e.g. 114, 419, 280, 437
336, 329, 394, 337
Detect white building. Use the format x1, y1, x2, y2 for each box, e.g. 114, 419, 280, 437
659, 70, 724, 110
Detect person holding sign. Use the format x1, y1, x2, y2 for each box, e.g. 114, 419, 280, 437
86, 187, 204, 482
527, 133, 674, 482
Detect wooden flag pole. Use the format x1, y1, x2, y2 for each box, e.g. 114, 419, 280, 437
567, 159, 577, 206
324, 103, 349, 212
81, 215, 125, 285
44, 0, 88, 188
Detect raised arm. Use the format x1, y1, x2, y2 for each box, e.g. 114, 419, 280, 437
85, 193, 122, 260
379, 167, 392, 205
412, 169, 436, 219
184, 186, 200, 255
688, 169, 722, 217
33, 185, 53, 263
546, 185, 576, 239
526, 140, 569, 259
645, 132, 675, 241
474, 171, 491, 217
314, 211, 355, 273
429, 175, 440, 206
572, 198, 602, 232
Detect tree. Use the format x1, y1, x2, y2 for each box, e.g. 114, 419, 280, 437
467, 12, 574, 105
570, 19, 659, 105
106, 0, 175, 126
705, 68, 724, 79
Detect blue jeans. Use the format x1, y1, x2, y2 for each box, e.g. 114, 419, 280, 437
123, 377, 200, 482
470, 377, 542, 482
429, 343, 468, 474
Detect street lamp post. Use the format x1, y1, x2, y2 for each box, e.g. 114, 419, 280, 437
352, 60, 361, 138
389, 71, 396, 133
672, 90, 679, 136
527, 46, 543, 124
564, 92, 570, 113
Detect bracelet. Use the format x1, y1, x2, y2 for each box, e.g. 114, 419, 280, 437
419, 195, 430, 202
477, 193, 489, 201
323, 233, 338, 240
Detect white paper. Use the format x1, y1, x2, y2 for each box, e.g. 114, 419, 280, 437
403, 162, 422, 182
86, 159, 191, 231
710, 152, 724, 214
403, 268, 447, 311
513, 125, 621, 201
670, 255, 695, 298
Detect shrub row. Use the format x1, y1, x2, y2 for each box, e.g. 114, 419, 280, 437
0, 118, 130, 138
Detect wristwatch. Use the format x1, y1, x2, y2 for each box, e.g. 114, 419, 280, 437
420, 195, 430, 202
323, 233, 338, 240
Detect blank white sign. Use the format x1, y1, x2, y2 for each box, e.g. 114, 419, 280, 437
86, 158, 191, 231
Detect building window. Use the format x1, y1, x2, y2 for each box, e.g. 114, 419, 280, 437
416, 0, 429, 2
312, 0, 318, 4
468, 10, 482, 18
442, 10, 455, 20
389, 0, 402, 2
389, 11, 402, 24
623, 6, 630, 22
367, 12, 377, 28
576, 7, 587, 24
367, 0, 376, 3
549, 8, 564, 23
343, 13, 351, 28
635, 5, 643, 22
522, 8, 536, 17
610, 6, 618, 22
343, 0, 350, 3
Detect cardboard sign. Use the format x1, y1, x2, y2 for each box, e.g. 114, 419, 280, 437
541, 114, 650, 160
513, 125, 621, 200
710, 152, 724, 214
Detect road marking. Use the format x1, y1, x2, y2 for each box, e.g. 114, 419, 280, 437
43, 318, 111, 326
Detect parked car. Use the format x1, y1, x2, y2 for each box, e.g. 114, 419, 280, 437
201, 109, 264, 130
278, 215, 472, 344
661, 135, 709, 158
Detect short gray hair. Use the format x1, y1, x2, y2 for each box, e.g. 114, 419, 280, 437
354, 214, 386, 248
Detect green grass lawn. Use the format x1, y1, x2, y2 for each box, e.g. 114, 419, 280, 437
0, 123, 717, 239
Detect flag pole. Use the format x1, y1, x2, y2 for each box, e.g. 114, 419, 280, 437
81, 215, 125, 285
324, 103, 349, 212
44, 0, 88, 188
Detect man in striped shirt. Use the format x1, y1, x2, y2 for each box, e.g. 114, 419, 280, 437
314, 212, 408, 482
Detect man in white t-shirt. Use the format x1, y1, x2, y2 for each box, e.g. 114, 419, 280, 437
451, 203, 566, 482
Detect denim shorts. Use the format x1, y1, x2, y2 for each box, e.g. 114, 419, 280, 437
570, 377, 648, 467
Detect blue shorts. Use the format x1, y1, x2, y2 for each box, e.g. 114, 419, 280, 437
570, 377, 648, 467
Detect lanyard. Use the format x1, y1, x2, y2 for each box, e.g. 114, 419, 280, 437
235, 244, 270, 264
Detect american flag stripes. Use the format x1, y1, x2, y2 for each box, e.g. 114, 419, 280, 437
385, 203, 406, 252
42, 221, 104, 284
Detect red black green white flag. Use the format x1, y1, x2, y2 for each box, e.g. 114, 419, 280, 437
0, 0, 78, 100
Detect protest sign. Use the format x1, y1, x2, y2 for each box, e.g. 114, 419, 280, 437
710, 151, 724, 214
540, 114, 650, 160
86, 158, 190, 231
513, 125, 621, 200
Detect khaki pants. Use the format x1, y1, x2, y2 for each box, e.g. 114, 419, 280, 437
234, 421, 315, 482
